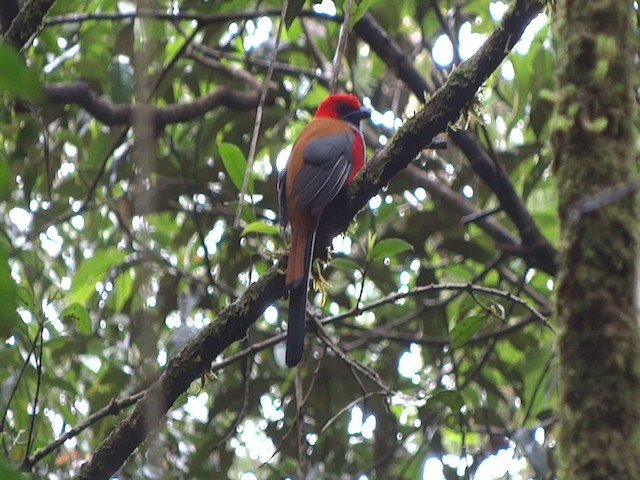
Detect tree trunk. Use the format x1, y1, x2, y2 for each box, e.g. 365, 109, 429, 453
553, 1, 640, 478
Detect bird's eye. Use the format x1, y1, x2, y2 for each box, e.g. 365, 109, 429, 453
337, 101, 351, 115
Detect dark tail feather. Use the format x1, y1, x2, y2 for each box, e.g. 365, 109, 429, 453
285, 229, 316, 367
286, 278, 307, 367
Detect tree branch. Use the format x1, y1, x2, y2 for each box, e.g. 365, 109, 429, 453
44, 82, 274, 130
43, 9, 341, 27
449, 129, 557, 274
403, 164, 521, 247
45, 82, 132, 125
24, 392, 144, 469
3, 0, 56, 49
75, 265, 285, 480
192, 41, 329, 84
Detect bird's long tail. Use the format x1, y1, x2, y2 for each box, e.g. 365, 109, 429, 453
286, 224, 317, 367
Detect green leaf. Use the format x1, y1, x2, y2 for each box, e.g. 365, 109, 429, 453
108, 56, 133, 103
86, 131, 120, 170
450, 314, 484, 348
426, 390, 465, 412
241, 221, 279, 236
371, 238, 413, 261
69, 248, 126, 305
239, 202, 258, 224
45, 334, 72, 351
0, 244, 17, 338
112, 269, 133, 312
365, 231, 378, 262
0, 457, 27, 480
285, 0, 306, 30
0, 149, 11, 200
16, 285, 35, 310
218, 142, 253, 194
61, 303, 91, 335
0, 44, 43, 101
350, 0, 371, 28
330, 257, 361, 272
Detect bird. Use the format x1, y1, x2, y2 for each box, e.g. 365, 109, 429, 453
278, 93, 370, 367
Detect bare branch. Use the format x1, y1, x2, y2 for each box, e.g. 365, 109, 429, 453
191, 43, 328, 84
450, 129, 557, 274
24, 392, 145, 469
74, 265, 285, 480
43, 9, 341, 28
44, 82, 274, 130
329, 0, 354, 93
234, 0, 289, 227
45, 82, 132, 126
155, 85, 272, 129
404, 165, 521, 247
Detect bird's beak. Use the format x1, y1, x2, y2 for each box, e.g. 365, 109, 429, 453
342, 107, 371, 124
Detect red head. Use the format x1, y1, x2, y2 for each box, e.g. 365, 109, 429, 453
315, 93, 371, 125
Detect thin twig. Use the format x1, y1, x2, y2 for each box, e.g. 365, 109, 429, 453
215, 279, 551, 374
521, 352, 555, 425
329, 0, 354, 93
314, 320, 390, 392
191, 43, 328, 84
234, 0, 289, 228
25, 392, 145, 468
1, 321, 45, 456
149, 24, 202, 100
26, 127, 130, 243
260, 352, 325, 470
337, 282, 553, 331
43, 9, 341, 27
300, 18, 331, 74
355, 261, 368, 310
211, 354, 254, 450
24, 323, 44, 463
319, 390, 386, 434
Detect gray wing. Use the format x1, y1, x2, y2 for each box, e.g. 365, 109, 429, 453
291, 131, 354, 216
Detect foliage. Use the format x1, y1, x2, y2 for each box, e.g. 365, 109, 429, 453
0, 0, 560, 478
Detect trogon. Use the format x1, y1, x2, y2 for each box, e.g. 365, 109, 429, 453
278, 93, 370, 367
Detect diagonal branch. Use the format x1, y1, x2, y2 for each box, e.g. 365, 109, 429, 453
449, 129, 557, 274
73, 2, 547, 478
403, 165, 521, 247
24, 392, 145, 469
353, 2, 556, 275
75, 266, 286, 480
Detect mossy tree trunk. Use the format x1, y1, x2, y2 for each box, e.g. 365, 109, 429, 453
553, 1, 640, 478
